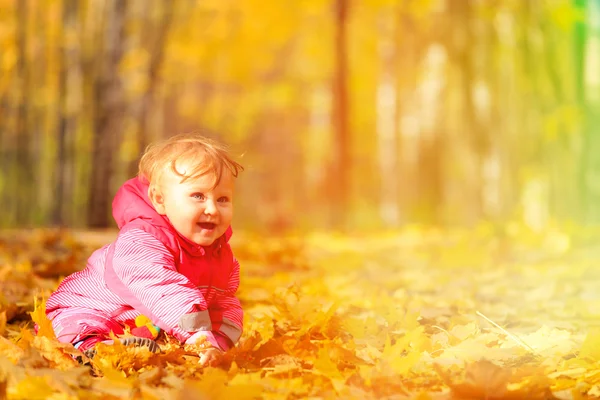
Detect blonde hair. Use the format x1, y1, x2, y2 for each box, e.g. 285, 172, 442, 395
138, 133, 243, 188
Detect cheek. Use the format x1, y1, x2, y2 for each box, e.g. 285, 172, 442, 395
221, 206, 233, 219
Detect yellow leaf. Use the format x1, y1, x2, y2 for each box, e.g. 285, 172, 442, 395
579, 328, 600, 362
30, 296, 56, 340
0, 337, 24, 362
92, 367, 137, 398
388, 349, 421, 376
182, 367, 263, 400
8, 375, 56, 400
449, 322, 479, 341
32, 336, 78, 370
313, 347, 343, 379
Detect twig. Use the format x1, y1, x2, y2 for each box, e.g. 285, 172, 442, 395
432, 325, 451, 336
476, 310, 537, 354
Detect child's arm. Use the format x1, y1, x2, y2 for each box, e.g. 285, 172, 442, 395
185, 256, 243, 350
105, 229, 210, 343
209, 256, 244, 348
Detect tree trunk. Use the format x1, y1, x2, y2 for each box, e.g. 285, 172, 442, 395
488, 2, 515, 221
53, 0, 79, 226
330, 0, 350, 229
30, 1, 48, 225
0, 17, 14, 227
442, 0, 485, 224
127, 0, 175, 178
575, 0, 593, 222
15, 0, 33, 225
393, 6, 418, 224
87, 0, 128, 228
376, 10, 399, 227
0, 89, 8, 226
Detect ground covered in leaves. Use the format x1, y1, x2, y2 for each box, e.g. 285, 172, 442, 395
2, 224, 600, 399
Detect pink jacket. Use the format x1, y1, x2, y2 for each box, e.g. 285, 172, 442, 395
46, 177, 243, 348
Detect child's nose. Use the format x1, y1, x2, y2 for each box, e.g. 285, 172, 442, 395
204, 199, 218, 215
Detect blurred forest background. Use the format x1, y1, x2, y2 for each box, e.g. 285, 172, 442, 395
1, 0, 599, 232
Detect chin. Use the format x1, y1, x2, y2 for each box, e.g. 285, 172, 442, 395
193, 234, 218, 246
193, 238, 215, 246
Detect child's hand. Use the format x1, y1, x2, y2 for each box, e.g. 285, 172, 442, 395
185, 331, 225, 366
198, 347, 223, 367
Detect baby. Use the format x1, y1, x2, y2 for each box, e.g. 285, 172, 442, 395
46, 133, 244, 366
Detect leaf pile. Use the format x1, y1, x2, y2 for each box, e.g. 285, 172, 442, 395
1, 224, 600, 399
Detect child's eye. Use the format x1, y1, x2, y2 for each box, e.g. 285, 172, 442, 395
217, 196, 230, 203
192, 193, 205, 200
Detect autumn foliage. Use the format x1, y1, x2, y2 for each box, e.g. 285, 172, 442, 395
1, 225, 600, 399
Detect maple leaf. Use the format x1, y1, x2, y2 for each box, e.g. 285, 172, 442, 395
261, 353, 306, 378
245, 315, 275, 350
29, 296, 56, 341
31, 336, 79, 370
91, 366, 138, 398
449, 322, 480, 342
2, 227, 600, 398
0, 337, 24, 363
436, 360, 557, 400
578, 328, 600, 362
8, 375, 56, 400
436, 360, 511, 398
313, 347, 343, 379
180, 368, 263, 400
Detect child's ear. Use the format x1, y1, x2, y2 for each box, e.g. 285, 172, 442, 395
148, 185, 167, 215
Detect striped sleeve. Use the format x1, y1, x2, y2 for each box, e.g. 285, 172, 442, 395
210, 256, 243, 344
110, 229, 207, 342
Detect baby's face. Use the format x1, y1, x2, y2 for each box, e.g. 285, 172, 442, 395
151, 165, 234, 246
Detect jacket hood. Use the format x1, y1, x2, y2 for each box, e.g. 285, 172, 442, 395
112, 177, 232, 253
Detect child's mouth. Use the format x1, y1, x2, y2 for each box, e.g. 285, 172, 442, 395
198, 222, 216, 230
